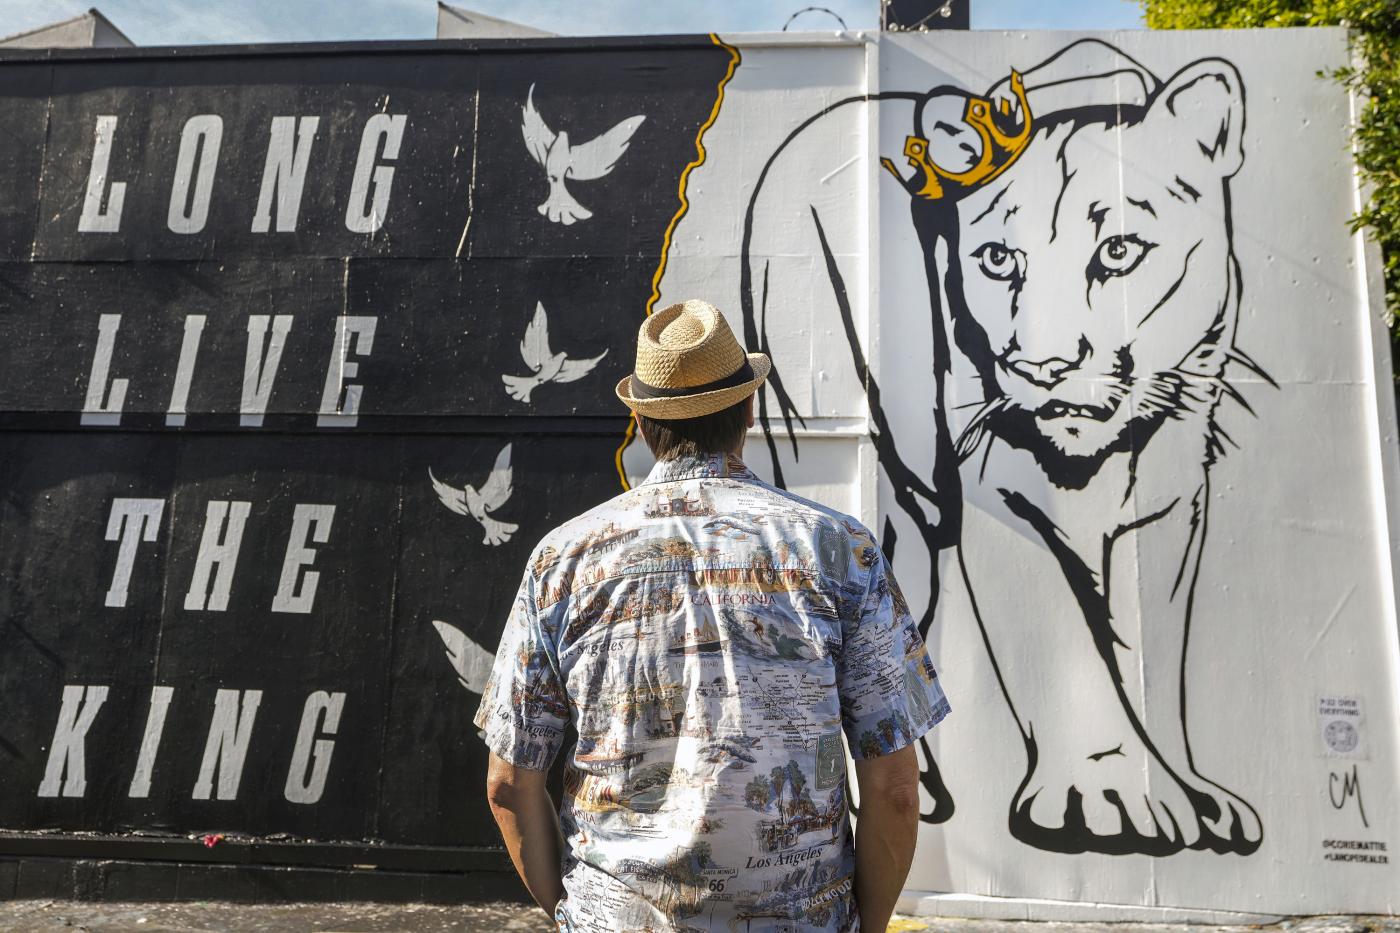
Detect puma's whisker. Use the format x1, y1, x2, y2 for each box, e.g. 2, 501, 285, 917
954, 397, 1008, 462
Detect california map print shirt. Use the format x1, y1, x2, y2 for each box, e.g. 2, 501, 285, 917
474, 452, 950, 932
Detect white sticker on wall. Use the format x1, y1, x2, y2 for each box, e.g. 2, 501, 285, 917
1318, 695, 1367, 759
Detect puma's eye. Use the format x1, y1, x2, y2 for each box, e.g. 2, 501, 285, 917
972, 242, 1023, 282
1089, 234, 1154, 281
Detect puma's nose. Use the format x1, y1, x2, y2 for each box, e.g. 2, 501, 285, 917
1004, 338, 1091, 388
1006, 356, 1076, 387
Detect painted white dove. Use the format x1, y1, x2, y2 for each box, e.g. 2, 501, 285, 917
521, 83, 646, 225
429, 443, 518, 546
431, 620, 495, 694
502, 301, 608, 403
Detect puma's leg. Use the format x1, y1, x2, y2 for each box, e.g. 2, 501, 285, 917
915, 733, 955, 823
1110, 486, 1262, 854
881, 501, 956, 824
960, 497, 1208, 855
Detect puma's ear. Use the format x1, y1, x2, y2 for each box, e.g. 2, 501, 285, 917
1150, 58, 1245, 183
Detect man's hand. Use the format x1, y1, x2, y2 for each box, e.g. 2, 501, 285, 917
485, 752, 564, 917
853, 744, 920, 932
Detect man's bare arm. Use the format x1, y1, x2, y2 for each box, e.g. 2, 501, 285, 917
853, 744, 920, 931
485, 752, 564, 916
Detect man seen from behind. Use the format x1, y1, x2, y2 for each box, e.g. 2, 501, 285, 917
474, 299, 951, 931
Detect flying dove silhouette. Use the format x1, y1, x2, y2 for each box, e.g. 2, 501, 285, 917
521, 84, 646, 225
431, 620, 495, 694
429, 443, 518, 546
502, 301, 608, 403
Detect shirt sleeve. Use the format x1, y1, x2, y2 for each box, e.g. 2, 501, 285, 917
472, 569, 569, 771
837, 547, 951, 760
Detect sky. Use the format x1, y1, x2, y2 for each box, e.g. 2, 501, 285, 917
2, 0, 1144, 46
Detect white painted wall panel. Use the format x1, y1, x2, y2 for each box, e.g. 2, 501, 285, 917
663, 26, 1400, 916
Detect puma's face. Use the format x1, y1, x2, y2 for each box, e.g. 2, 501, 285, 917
950, 63, 1245, 462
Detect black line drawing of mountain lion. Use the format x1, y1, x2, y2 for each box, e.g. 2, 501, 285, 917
741, 38, 1269, 856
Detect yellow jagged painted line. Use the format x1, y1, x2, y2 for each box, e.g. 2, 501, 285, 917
613, 33, 741, 491
885, 919, 933, 932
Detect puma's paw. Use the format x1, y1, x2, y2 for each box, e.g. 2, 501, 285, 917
1008, 740, 1261, 856
1178, 772, 1263, 855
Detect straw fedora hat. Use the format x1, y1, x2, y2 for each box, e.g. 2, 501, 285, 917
615, 299, 771, 419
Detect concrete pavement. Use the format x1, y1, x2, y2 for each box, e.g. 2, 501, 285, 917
0, 901, 546, 932
0, 902, 1395, 933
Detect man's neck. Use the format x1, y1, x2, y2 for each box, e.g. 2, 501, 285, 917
657, 447, 743, 462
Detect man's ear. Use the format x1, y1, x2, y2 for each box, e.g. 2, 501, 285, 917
633, 410, 647, 445
745, 394, 755, 430
1148, 58, 1245, 185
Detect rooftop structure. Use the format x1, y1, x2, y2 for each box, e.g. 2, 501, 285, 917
0, 8, 134, 48
436, 2, 554, 39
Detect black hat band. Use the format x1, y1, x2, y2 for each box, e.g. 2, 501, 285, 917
629, 358, 755, 400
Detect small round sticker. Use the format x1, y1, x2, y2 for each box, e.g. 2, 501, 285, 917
1324, 720, 1359, 754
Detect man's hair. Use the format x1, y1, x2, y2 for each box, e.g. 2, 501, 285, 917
637, 398, 749, 460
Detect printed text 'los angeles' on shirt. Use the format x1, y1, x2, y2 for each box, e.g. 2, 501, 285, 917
474, 452, 949, 932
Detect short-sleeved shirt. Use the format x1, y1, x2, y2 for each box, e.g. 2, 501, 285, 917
474, 452, 949, 933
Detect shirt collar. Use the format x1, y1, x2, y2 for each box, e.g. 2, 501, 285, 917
640, 452, 759, 486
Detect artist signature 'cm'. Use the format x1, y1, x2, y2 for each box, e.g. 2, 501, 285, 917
1329, 764, 1369, 829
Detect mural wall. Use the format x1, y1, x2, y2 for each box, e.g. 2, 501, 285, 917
654, 28, 1400, 915
0, 29, 1396, 915
0, 38, 737, 856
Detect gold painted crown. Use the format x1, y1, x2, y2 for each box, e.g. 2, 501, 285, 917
882, 70, 1033, 201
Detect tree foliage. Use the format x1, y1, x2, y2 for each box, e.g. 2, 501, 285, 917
1141, 0, 1400, 368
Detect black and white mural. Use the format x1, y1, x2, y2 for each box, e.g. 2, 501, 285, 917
1, 29, 1397, 915
651, 28, 1400, 914
747, 38, 1266, 857
0, 38, 737, 849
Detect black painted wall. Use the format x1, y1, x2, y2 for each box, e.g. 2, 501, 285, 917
0, 37, 734, 864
